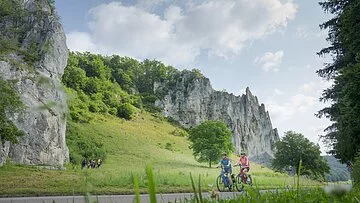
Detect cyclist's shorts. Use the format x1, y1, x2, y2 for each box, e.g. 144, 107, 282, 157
241, 167, 250, 172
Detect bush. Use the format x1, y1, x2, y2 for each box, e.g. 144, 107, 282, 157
88, 100, 108, 114
0, 78, 25, 144
108, 107, 117, 115
66, 88, 92, 123
66, 122, 106, 164
117, 102, 135, 120
165, 142, 173, 151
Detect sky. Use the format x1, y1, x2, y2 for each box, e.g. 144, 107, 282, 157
55, 0, 334, 154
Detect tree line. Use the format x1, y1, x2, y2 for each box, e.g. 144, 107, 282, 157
62, 52, 204, 122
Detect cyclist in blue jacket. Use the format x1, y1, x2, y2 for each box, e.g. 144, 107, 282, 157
216, 153, 232, 188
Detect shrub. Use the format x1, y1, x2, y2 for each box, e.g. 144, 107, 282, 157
164, 142, 173, 151
0, 78, 25, 144
108, 107, 117, 116
117, 102, 135, 120
66, 122, 106, 164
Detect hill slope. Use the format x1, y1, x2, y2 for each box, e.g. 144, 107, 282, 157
0, 112, 320, 196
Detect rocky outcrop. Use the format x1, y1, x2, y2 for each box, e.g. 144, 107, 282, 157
155, 71, 279, 160
0, 0, 69, 166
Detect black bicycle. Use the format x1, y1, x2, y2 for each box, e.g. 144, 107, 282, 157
216, 170, 235, 192
233, 165, 253, 192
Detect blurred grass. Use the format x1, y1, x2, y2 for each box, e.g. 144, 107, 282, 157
0, 112, 322, 196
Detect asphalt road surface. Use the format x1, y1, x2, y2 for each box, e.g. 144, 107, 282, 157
0, 192, 245, 203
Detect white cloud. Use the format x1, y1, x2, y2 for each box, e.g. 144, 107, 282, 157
274, 89, 283, 95
266, 93, 316, 121
299, 82, 316, 93
299, 80, 333, 96
267, 80, 333, 125
66, 32, 97, 53
66, 0, 297, 66
254, 50, 284, 72
295, 25, 311, 39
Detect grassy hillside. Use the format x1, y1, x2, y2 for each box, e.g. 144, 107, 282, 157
0, 112, 322, 196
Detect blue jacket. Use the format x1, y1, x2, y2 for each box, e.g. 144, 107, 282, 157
219, 158, 231, 170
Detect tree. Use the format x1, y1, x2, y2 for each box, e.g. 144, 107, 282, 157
317, 0, 360, 163
0, 78, 24, 144
272, 131, 330, 180
188, 120, 233, 168
352, 153, 360, 185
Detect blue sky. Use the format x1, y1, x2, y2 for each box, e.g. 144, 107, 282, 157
56, 0, 333, 154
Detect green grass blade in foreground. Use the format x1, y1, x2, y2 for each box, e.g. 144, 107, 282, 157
190, 173, 199, 203
297, 159, 302, 203
146, 164, 157, 203
198, 175, 203, 203
133, 174, 140, 203
297, 159, 302, 191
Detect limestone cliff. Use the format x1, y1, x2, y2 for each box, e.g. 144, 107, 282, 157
155, 71, 279, 161
0, 0, 69, 166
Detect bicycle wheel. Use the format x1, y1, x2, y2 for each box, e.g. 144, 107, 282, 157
230, 174, 236, 192
246, 175, 253, 186
216, 175, 225, 192
235, 174, 244, 192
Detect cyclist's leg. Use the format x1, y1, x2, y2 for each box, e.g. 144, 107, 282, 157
221, 170, 229, 186
244, 167, 250, 178
246, 167, 251, 182
228, 168, 233, 186
240, 168, 246, 182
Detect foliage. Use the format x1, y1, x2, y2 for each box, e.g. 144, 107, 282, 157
66, 121, 106, 164
272, 131, 330, 180
63, 52, 209, 122
317, 0, 360, 163
0, 0, 44, 66
353, 152, 360, 185
20, 40, 41, 66
0, 0, 24, 18
0, 78, 25, 144
65, 88, 92, 123
0, 0, 27, 55
62, 52, 136, 121
117, 102, 135, 120
188, 120, 233, 167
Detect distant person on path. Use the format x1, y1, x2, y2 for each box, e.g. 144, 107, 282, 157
81, 158, 87, 169
235, 152, 250, 182
216, 153, 232, 188
96, 159, 103, 168
91, 159, 96, 168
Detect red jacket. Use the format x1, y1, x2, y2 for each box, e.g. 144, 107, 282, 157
238, 156, 250, 168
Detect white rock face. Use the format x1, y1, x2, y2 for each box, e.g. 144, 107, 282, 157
0, 0, 69, 166
155, 72, 279, 161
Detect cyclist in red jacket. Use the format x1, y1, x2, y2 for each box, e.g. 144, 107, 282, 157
236, 152, 250, 182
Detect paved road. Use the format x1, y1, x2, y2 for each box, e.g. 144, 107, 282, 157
0, 192, 245, 203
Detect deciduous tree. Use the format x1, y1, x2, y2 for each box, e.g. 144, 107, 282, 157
188, 120, 233, 168
272, 131, 330, 180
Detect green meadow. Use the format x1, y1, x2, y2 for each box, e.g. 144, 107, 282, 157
0, 112, 322, 197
